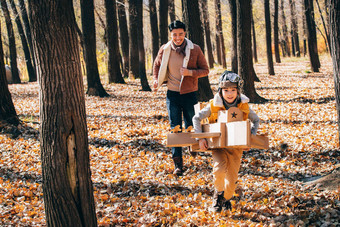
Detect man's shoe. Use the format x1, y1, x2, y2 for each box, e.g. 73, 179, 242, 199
224, 200, 232, 211
173, 157, 183, 176
211, 191, 225, 212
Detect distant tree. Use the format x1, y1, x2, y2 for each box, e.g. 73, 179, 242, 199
329, 0, 340, 141
105, 0, 125, 83
264, 0, 275, 75
316, 0, 330, 52
159, 0, 168, 45
0, 21, 19, 126
81, 0, 110, 97
200, 0, 214, 69
136, 0, 151, 91
229, 0, 238, 72
289, 0, 300, 57
280, 0, 291, 57
28, 0, 97, 225
251, 2, 258, 63
9, 0, 36, 82
273, 0, 281, 63
237, 0, 266, 103
0, 0, 20, 83
215, 0, 226, 68
302, 12, 308, 56
169, 0, 176, 22
117, 0, 129, 78
304, 0, 321, 72
149, 0, 160, 62
183, 0, 213, 101
128, 0, 139, 78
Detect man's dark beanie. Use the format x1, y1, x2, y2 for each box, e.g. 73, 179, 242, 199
168, 20, 186, 31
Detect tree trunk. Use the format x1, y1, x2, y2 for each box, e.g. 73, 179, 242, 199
251, 3, 258, 63
136, 0, 151, 91
328, 0, 340, 142
273, 0, 281, 63
280, 0, 291, 57
291, 29, 296, 56
229, 0, 238, 72
105, 0, 125, 84
159, 0, 168, 45
0, 0, 20, 84
28, 0, 97, 225
169, 0, 176, 22
128, 0, 139, 78
215, 0, 226, 68
316, 0, 331, 52
0, 22, 19, 125
237, 0, 266, 103
183, 0, 213, 102
149, 0, 160, 62
289, 0, 300, 57
9, 0, 36, 82
81, 0, 110, 97
117, 0, 129, 78
304, 0, 321, 72
302, 12, 308, 56
200, 0, 214, 69
265, 0, 275, 75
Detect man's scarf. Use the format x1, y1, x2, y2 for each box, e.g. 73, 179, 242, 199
171, 40, 187, 56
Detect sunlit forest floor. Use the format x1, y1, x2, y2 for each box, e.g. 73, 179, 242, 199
0, 55, 339, 226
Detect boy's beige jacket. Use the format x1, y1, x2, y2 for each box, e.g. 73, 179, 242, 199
153, 38, 209, 94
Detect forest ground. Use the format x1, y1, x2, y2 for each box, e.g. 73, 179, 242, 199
0, 55, 339, 226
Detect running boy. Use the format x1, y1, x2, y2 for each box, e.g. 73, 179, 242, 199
192, 71, 260, 212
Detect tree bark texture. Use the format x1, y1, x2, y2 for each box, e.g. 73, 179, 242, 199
328, 0, 340, 142
237, 0, 265, 103
28, 0, 97, 225
149, 0, 160, 63
280, 0, 291, 57
0, 22, 19, 125
169, 0, 176, 22
128, 0, 139, 78
136, 0, 151, 91
159, 0, 168, 45
9, 0, 36, 82
273, 0, 281, 63
81, 0, 110, 97
303, 13, 308, 56
0, 0, 20, 84
183, 0, 213, 102
117, 0, 129, 78
289, 0, 300, 57
200, 0, 214, 69
304, 0, 321, 72
215, 0, 226, 68
105, 0, 125, 84
229, 0, 238, 73
265, 0, 275, 75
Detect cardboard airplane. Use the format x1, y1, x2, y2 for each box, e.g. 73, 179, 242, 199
166, 105, 269, 152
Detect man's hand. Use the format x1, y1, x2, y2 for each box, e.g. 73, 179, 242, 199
199, 138, 208, 151
153, 80, 158, 92
180, 67, 192, 76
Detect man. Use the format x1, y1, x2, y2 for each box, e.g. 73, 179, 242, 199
153, 20, 209, 176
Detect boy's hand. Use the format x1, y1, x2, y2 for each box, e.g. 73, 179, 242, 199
199, 138, 208, 151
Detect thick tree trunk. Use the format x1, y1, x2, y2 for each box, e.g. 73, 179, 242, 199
9, 0, 36, 82
81, 0, 110, 97
289, 0, 300, 57
183, 0, 213, 102
303, 13, 308, 56
265, 0, 275, 75
149, 0, 160, 62
329, 0, 340, 142
251, 4, 258, 63
117, 0, 129, 78
128, 0, 139, 78
304, 0, 321, 72
0, 22, 19, 125
169, 0, 176, 22
200, 0, 214, 69
136, 0, 151, 91
29, 0, 97, 225
273, 0, 281, 63
229, 0, 238, 73
215, 0, 226, 68
237, 0, 266, 103
0, 0, 20, 84
105, 0, 125, 84
159, 0, 168, 45
280, 0, 291, 57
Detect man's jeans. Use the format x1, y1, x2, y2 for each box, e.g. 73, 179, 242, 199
166, 90, 197, 158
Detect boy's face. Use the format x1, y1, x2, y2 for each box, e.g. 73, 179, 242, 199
222, 87, 238, 103
170, 28, 186, 46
